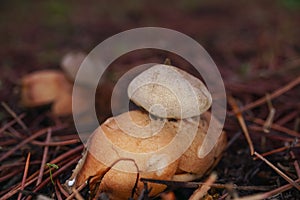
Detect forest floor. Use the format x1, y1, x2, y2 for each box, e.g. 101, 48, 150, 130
0, 0, 300, 199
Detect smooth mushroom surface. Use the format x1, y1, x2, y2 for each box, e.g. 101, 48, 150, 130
128, 64, 212, 119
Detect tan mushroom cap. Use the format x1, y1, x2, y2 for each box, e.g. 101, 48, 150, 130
176, 112, 227, 176
66, 110, 180, 199
65, 111, 226, 199
128, 64, 212, 119
21, 70, 73, 116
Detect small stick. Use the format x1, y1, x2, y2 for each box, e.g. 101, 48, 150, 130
140, 178, 273, 191
17, 152, 31, 200
0, 125, 66, 162
249, 125, 296, 141
237, 76, 300, 113
254, 151, 300, 190
0, 113, 25, 134
29, 155, 81, 196
290, 151, 300, 178
36, 129, 52, 186
234, 178, 300, 200
228, 96, 255, 155
276, 111, 298, 126
1, 102, 28, 132
189, 173, 217, 200
54, 181, 63, 200
263, 94, 276, 133
0, 168, 23, 182
7, 126, 23, 138
65, 182, 87, 200
0, 145, 82, 200
250, 117, 300, 138
253, 143, 300, 159
56, 179, 70, 198
72, 187, 84, 200
51, 144, 84, 164
31, 139, 80, 146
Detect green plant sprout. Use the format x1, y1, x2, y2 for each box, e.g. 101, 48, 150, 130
46, 163, 59, 185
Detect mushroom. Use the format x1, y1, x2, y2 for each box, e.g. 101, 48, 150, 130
174, 112, 227, 181
65, 63, 226, 199
21, 56, 94, 118
65, 110, 179, 199
127, 64, 226, 181
128, 64, 212, 119
21, 70, 73, 116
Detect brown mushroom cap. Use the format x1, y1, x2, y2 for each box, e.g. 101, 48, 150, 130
176, 112, 227, 176
21, 70, 73, 116
65, 111, 226, 199
66, 110, 180, 199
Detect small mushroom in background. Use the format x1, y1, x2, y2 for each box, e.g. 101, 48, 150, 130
21, 52, 95, 119
21, 70, 73, 116
61, 52, 86, 82
65, 63, 227, 199
61, 51, 106, 86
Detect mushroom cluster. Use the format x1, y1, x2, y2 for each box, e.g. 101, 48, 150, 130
65, 64, 227, 199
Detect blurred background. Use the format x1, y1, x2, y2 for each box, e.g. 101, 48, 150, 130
1, 0, 300, 111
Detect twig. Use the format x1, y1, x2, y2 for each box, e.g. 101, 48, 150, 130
55, 182, 63, 200
140, 178, 273, 191
254, 151, 300, 190
234, 178, 300, 200
249, 125, 296, 142
189, 173, 217, 200
65, 182, 87, 200
250, 117, 300, 138
263, 94, 276, 133
290, 151, 300, 178
1, 102, 28, 132
0, 161, 41, 171
0, 168, 23, 183
276, 111, 298, 126
253, 143, 300, 159
0, 113, 25, 134
56, 179, 70, 198
26, 155, 81, 200
36, 128, 52, 186
31, 138, 80, 146
0, 145, 83, 200
0, 125, 66, 162
237, 76, 300, 113
226, 131, 242, 149
72, 187, 84, 200
51, 144, 84, 164
17, 152, 31, 200
228, 96, 255, 155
